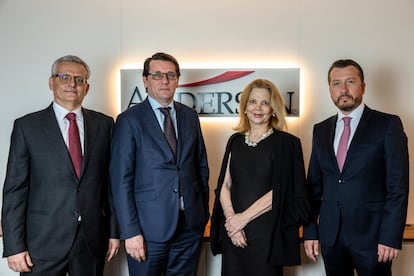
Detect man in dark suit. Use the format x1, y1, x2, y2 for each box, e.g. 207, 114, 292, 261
303, 59, 409, 276
110, 52, 209, 276
1, 55, 120, 275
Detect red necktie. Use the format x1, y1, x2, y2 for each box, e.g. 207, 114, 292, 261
66, 112, 82, 178
159, 107, 177, 157
336, 117, 351, 172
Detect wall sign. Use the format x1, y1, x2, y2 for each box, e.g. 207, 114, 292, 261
120, 68, 300, 117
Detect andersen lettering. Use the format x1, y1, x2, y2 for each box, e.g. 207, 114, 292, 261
121, 68, 300, 117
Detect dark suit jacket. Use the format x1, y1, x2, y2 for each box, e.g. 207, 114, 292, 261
210, 131, 310, 266
110, 99, 209, 242
2, 104, 119, 260
303, 106, 409, 250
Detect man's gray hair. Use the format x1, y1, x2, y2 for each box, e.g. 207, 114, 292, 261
51, 55, 90, 79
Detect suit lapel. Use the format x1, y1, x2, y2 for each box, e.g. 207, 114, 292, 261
327, 115, 338, 168
342, 106, 371, 171
82, 109, 99, 180
338, 106, 373, 173
142, 99, 176, 161
41, 105, 76, 177
349, 106, 371, 148
174, 102, 183, 162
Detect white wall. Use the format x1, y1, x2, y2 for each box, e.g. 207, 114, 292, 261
1, 0, 414, 243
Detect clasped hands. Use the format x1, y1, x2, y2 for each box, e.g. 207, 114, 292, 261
225, 213, 248, 248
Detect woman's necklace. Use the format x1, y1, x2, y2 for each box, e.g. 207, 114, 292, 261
244, 128, 273, 147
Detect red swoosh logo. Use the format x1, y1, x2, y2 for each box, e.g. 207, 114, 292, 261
178, 71, 254, 87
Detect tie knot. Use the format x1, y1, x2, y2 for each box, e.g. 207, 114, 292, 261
159, 107, 171, 116
343, 116, 351, 126
66, 112, 77, 121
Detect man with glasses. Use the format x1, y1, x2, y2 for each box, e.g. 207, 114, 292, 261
110, 52, 209, 276
2, 55, 120, 275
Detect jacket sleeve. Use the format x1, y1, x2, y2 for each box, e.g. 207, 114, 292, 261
210, 133, 238, 255
268, 133, 310, 266
110, 113, 142, 240
303, 125, 323, 241
2, 120, 30, 257
289, 137, 311, 225
379, 115, 409, 249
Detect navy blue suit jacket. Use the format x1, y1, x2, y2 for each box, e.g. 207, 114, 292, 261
110, 99, 209, 242
304, 106, 409, 250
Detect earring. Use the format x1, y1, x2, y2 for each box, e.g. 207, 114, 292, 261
272, 113, 276, 117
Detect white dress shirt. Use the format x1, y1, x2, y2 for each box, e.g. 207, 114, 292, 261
53, 102, 85, 155
333, 103, 365, 155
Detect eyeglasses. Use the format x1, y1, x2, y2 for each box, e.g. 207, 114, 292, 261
53, 73, 88, 85
147, 71, 178, 80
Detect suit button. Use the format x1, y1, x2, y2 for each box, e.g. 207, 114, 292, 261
173, 189, 178, 193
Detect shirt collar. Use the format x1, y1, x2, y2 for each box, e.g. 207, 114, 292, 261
337, 103, 364, 122
147, 96, 175, 111
53, 102, 83, 122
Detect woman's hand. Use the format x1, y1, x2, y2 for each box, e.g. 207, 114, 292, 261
230, 230, 248, 248
225, 213, 247, 237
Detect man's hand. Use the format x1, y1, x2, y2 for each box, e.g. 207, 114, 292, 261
125, 235, 147, 262
304, 240, 319, 262
378, 243, 400, 262
7, 251, 33, 272
106, 238, 121, 262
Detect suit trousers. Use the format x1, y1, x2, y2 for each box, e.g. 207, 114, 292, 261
127, 211, 203, 276
321, 218, 392, 276
22, 225, 105, 276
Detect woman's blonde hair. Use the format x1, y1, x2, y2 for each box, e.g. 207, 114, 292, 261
234, 79, 287, 133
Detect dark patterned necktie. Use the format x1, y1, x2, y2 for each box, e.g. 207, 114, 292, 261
66, 112, 82, 178
159, 107, 177, 157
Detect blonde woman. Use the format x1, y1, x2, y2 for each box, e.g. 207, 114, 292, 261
210, 79, 310, 276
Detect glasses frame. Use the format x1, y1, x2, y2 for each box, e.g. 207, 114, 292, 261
53, 73, 88, 85
147, 71, 178, 81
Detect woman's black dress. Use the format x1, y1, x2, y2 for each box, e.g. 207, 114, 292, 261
221, 133, 283, 276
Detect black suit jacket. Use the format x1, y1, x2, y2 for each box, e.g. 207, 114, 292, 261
2, 104, 119, 260
304, 106, 409, 250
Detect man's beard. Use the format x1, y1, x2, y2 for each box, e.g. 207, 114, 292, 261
334, 95, 361, 112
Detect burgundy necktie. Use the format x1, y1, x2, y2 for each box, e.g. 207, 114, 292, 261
66, 112, 82, 178
337, 117, 351, 172
159, 107, 177, 157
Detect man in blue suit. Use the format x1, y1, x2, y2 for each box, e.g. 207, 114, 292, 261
303, 59, 409, 276
110, 52, 209, 276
